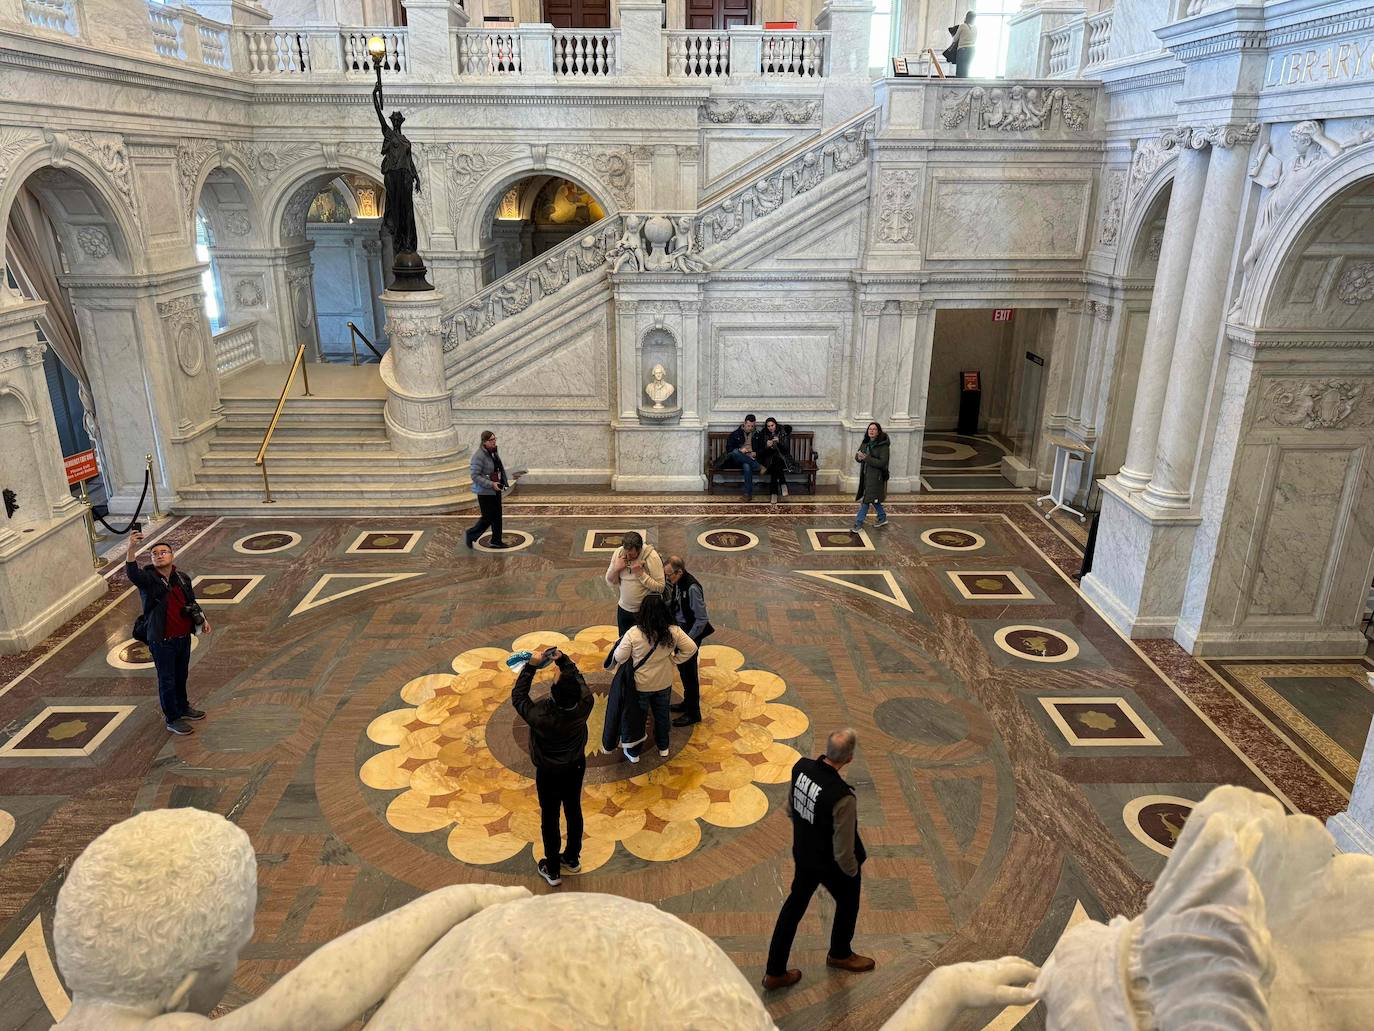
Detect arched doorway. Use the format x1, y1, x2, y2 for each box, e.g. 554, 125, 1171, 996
1180, 161, 1374, 655
304, 175, 386, 362
2, 164, 174, 512
484, 175, 606, 284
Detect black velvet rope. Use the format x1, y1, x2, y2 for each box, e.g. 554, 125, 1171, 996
93, 467, 150, 535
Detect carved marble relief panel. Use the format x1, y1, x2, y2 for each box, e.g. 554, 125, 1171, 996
926, 176, 1092, 261
709, 323, 841, 411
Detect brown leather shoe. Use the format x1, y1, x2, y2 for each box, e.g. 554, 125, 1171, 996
826, 953, 876, 973
761, 969, 802, 990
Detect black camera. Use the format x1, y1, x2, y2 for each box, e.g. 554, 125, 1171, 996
182, 602, 206, 629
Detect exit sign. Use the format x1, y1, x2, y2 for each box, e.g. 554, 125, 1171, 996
992, 309, 1014, 322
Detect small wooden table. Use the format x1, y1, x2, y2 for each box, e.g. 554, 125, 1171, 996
1036, 435, 1094, 522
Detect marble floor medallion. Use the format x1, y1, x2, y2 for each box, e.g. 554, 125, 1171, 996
1038, 696, 1163, 748
106, 635, 199, 670
1123, 795, 1196, 856
232, 530, 302, 555
360, 627, 806, 871
0, 705, 136, 758
347, 530, 424, 555
992, 624, 1080, 663
947, 570, 1034, 601
920, 527, 987, 551
921, 440, 979, 462
805, 528, 874, 552
583, 529, 650, 553
191, 575, 264, 605
474, 530, 534, 553
697, 528, 759, 552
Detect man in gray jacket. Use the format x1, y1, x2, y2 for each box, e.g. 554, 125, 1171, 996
464, 429, 510, 549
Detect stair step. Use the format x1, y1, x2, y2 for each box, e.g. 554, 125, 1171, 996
219, 398, 385, 416
178, 482, 472, 501
199, 452, 464, 469
192, 463, 467, 483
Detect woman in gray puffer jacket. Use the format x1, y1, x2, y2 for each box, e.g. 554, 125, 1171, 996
852, 421, 890, 531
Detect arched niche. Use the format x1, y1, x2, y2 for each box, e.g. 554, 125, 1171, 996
484, 174, 608, 284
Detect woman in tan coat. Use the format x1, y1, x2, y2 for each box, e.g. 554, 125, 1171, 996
611, 595, 697, 762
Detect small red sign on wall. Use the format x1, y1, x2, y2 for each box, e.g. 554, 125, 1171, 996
992, 309, 1014, 322
64, 449, 99, 485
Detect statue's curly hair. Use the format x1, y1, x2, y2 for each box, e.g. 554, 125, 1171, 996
55, 808, 257, 1007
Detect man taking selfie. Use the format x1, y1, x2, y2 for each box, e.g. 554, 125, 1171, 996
126, 531, 212, 736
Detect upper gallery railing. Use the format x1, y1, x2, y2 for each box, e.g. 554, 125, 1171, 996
1039, 9, 1116, 78
1083, 9, 1112, 69
243, 26, 407, 77
25, 0, 78, 35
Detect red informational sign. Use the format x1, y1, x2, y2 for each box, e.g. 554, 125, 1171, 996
961, 371, 981, 392
992, 308, 1014, 322
64, 449, 99, 485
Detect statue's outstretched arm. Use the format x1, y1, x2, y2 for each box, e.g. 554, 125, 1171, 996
878, 958, 1039, 1031
371, 82, 386, 132
212, 884, 530, 1031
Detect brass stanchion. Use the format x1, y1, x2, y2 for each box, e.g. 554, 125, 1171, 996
260, 460, 274, 504
145, 452, 163, 522
78, 480, 108, 570
301, 352, 313, 397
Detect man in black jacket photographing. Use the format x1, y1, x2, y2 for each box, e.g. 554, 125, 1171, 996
126, 531, 212, 737
512, 647, 594, 887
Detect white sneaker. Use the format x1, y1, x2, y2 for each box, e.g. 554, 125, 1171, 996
781, 485, 789, 497
623, 746, 640, 764
659, 748, 670, 757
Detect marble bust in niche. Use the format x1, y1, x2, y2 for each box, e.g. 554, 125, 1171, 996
644, 363, 676, 410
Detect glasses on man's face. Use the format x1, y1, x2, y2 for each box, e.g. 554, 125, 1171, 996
152, 549, 173, 557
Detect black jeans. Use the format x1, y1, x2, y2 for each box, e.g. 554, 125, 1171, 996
616, 605, 637, 636
149, 634, 192, 723
955, 45, 974, 77
676, 651, 700, 720
622, 687, 672, 754
535, 758, 585, 879
766, 865, 862, 976
466, 492, 503, 546
765, 457, 788, 496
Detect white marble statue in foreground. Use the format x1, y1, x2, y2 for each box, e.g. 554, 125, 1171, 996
52, 786, 1374, 1029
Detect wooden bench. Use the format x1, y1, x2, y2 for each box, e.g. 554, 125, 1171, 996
705, 430, 818, 495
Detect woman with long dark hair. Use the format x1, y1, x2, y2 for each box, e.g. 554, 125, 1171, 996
852, 421, 890, 531
760, 417, 794, 503
610, 594, 697, 762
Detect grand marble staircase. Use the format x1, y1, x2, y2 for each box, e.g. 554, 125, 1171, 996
175, 366, 475, 515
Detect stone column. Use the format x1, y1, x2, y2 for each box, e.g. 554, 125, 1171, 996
1140, 125, 1257, 510
893, 299, 934, 491
379, 290, 460, 454
676, 145, 700, 210
0, 297, 107, 653
1114, 141, 1208, 492
1329, 673, 1374, 856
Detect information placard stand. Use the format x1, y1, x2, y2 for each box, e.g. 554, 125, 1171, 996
1036, 435, 1095, 522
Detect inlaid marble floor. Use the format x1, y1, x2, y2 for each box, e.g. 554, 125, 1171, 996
0, 499, 1361, 1031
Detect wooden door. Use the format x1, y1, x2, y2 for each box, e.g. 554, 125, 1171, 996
686, 0, 750, 29
543, 0, 611, 27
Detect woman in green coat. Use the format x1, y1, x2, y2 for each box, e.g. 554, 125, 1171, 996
852, 421, 891, 531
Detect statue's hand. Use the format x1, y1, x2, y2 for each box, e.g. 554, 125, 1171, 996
880, 957, 1039, 1031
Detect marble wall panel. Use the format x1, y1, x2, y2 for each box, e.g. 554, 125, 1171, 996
709, 325, 840, 412
465, 317, 610, 411
926, 176, 1093, 261
703, 134, 794, 187
479, 422, 613, 481
136, 165, 183, 243
1249, 447, 1354, 618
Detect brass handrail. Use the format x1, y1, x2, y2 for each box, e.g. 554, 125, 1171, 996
254, 343, 312, 504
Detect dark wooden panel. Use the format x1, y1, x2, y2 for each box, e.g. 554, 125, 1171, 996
543, 0, 610, 27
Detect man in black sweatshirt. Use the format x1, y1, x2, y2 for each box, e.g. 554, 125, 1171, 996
511, 646, 594, 887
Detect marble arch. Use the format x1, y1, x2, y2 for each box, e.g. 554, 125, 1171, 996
1117, 173, 1173, 280
0, 151, 142, 278
461, 158, 616, 253
1234, 136, 1374, 329
191, 161, 262, 249
0, 382, 39, 425
264, 157, 398, 247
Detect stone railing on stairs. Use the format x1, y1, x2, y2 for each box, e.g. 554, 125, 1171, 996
440, 108, 877, 353
693, 106, 875, 250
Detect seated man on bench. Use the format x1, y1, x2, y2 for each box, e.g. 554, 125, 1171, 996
720, 413, 764, 501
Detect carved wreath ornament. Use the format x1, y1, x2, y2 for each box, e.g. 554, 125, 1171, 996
385, 316, 429, 348
1261, 379, 1369, 430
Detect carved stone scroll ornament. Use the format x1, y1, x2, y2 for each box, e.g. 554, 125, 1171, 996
1259, 378, 1373, 430
876, 170, 918, 244
0, 128, 39, 189
175, 139, 218, 219
555, 145, 634, 209
940, 85, 1091, 133
1159, 122, 1261, 152
1337, 261, 1374, 305
157, 295, 206, 377
1097, 170, 1125, 247
702, 99, 820, 125
53, 130, 138, 217
1126, 136, 1171, 207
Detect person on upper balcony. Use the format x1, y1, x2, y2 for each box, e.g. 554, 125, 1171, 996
947, 12, 976, 78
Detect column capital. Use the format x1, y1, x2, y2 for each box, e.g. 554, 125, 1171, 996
1161, 123, 1260, 151
1087, 299, 1114, 322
